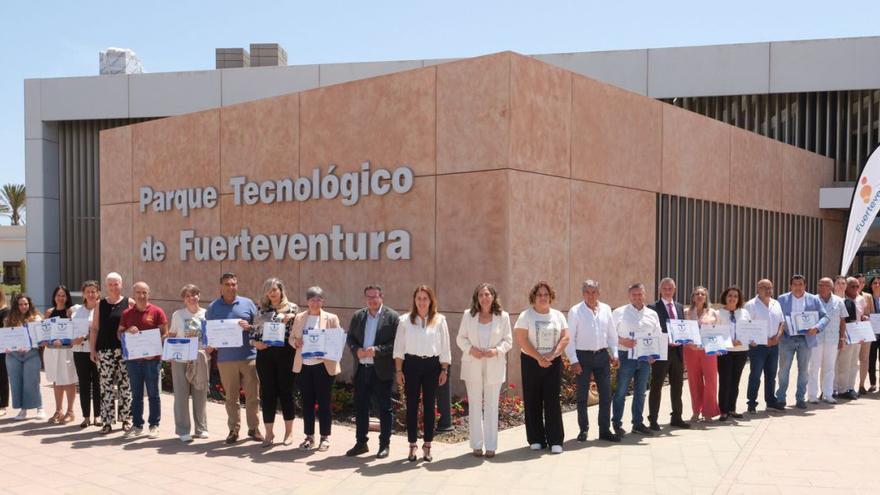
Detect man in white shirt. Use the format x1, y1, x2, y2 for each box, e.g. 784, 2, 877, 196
743, 279, 785, 413
836, 277, 866, 400
566, 280, 619, 443
808, 277, 848, 404
611, 283, 661, 438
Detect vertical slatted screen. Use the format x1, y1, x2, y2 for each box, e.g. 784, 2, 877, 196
656, 194, 823, 301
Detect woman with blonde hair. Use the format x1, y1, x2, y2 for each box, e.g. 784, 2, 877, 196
683, 286, 721, 421
70, 281, 102, 427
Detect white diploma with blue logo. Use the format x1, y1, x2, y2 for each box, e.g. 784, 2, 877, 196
301, 327, 327, 358
51, 318, 74, 345
71, 318, 90, 340
734, 320, 768, 346
0, 326, 32, 352
261, 322, 286, 347
667, 319, 701, 345
162, 337, 199, 362
31, 320, 53, 345
122, 328, 163, 360
869, 314, 880, 334
205, 319, 244, 348
630, 328, 662, 361
322, 328, 348, 362
701, 325, 733, 355
846, 321, 876, 344
786, 311, 819, 336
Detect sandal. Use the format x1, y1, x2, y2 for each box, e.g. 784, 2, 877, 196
94, 418, 103, 427
318, 437, 330, 452
485, 450, 496, 458
99, 424, 112, 435
122, 421, 132, 432
422, 443, 433, 462
408, 443, 418, 462
79, 418, 90, 428
48, 412, 62, 424
62, 411, 75, 424
299, 436, 314, 450
472, 449, 483, 457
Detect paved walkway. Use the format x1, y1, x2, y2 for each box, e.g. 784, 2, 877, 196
0, 363, 878, 494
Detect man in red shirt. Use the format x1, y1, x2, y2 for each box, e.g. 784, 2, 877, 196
119, 281, 168, 440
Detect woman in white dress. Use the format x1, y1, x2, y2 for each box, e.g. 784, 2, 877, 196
43, 285, 77, 424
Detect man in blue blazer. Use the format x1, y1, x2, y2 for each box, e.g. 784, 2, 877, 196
776, 274, 829, 409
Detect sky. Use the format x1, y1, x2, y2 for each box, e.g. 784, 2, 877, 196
1, 0, 879, 193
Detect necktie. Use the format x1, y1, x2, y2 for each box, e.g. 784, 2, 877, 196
667, 302, 676, 320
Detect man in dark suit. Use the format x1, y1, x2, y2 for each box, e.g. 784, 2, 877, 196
345, 284, 400, 459
647, 277, 691, 431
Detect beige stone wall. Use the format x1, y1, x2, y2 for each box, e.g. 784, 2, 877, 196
100, 52, 839, 397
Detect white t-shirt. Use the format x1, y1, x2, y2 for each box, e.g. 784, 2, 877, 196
515, 308, 567, 354
170, 307, 207, 342
477, 321, 492, 349
303, 315, 322, 366
70, 304, 94, 353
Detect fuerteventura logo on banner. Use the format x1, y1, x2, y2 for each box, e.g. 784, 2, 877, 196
841, 147, 880, 275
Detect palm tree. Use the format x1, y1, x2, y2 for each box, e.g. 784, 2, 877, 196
0, 184, 25, 225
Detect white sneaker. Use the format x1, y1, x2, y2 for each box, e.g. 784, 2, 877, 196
14, 409, 27, 420
123, 427, 143, 439
0, 407, 7, 416
529, 443, 543, 451
35, 408, 46, 420
550, 445, 563, 454
808, 398, 819, 404
823, 397, 838, 404
193, 431, 209, 439
178, 434, 192, 442
148, 426, 159, 439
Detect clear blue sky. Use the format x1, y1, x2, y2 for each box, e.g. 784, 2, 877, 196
1, 0, 879, 190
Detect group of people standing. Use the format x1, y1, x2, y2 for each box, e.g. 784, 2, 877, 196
1, 271, 877, 462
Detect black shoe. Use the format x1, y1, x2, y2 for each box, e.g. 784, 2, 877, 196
614, 426, 626, 437
795, 401, 807, 409
632, 424, 653, 435
768, 403, 786, 412
649, 422, 661, 431
718, 414, 729, 422
599, 430, 621, 442
747, 405, 757, 414
859, 387, 868, 395
436, 424, 454, 433
729, 412, 743, 419
376, 445, 390, 459
346, 443, 369, 457
670, 418, 691, 429
225, 431, 239, 444
576, 430, 588, 442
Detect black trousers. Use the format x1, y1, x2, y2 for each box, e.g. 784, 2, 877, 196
870, 341, 880, 387
717, 351, 748, 414
575, 349, 612, 433
648, 344, 685, 423
521, 354, 563, 447
354, 364, 393, 446
403, 354, 440, 443
256, 346, 295, 424
73, 351, 100, 418
298, 363, 334, 436
0, 353, 8, 408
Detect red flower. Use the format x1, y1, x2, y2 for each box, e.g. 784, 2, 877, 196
509, 384, 516, 389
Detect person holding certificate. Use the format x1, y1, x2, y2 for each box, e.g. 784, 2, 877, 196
866, 276, 880, 393
716, 286, 750, 421
5, 295, 45, 420
611, 283, 660, 438
648, 277, 691, 432
743, 279, 785, 413
836, 278, 865, 400
43, 285, 76, 424
120, 282, 168, 440
457, 283, 513, 457
291, 286, 343, 452
393, 285, 451, 461
855, 274, 875, 395
70, 281, 102, 428
775, 274, 829, 410
169, 284, 209, 442
346, 284, 400, 459
0, 287, 9, 417
91, 272, 134, 434
808, 277, 848, 405
252, 278, 299, 447
205, 272, 261, 444
683, 286, 720, 421
566, 280, 619, 443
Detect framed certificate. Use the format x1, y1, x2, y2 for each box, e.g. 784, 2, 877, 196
0, 326, 32, 352
787, 311, 819, 336
701, 325, 733, 355
122, 328, 163, 360
869, 314, 880, 334
535, 321, 559, 354
162, 337, 199, 362
205, 319, 244, 348
51, 318, 74, 345
734, 320, 769, 346
261, 322, 286, 347
846, 321, 876, 344
301, 328, 326, 358
667, 319, 701, 345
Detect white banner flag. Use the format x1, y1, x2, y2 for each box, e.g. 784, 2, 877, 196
842, 147, 880, 275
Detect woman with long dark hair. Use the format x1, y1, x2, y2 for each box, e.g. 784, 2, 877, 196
6, 294, 45, 420
44, 285, 76, 424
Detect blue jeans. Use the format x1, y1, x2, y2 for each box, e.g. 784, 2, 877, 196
126, 359, 161, 428
6, 349, 42, 409
776, 336, 812, 405
747, 345, 779, 408
612, 351, 650, 428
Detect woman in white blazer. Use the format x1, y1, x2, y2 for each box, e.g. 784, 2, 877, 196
456, 283, 512, 458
